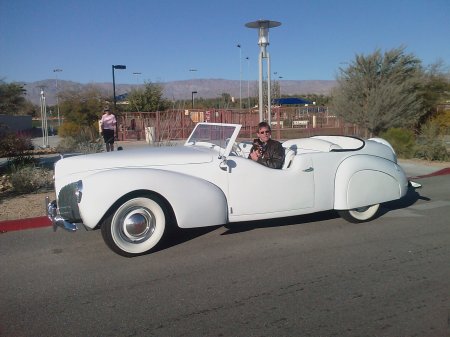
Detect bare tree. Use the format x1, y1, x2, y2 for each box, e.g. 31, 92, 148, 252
331, 47, 425, 136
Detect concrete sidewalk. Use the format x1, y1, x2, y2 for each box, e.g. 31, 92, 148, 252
397, 159, 450, 178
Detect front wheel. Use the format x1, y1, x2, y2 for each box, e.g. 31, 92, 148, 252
337, 204, 380, 223
101, 196, 169, 257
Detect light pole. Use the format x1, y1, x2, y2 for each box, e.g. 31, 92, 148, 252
246, 56, 250, 110
189, 69, 198, 108
112, 64, 126, 110
189, 68, 198, 83
191, 91, 197, 109
273, 71, 277, 100
278, 75, 283, 98
245, 19, 281, 123
237, 44, 242, 110
132, 72, 141, 84
53, 68, 62, 126
39, 86, 49, 148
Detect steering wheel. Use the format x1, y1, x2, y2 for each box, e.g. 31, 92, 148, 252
231, 142, 245, 157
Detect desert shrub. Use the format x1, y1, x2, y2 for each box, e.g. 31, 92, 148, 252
56, 125, 103, 154
55, 136, 78, 153
9, 166, 53, 194
5, 155, 35, 170
415, 120, 449, 161
379, 128, 416, 159
433, 108, 450, 135
0, 131, 35, 169
0, 132, 33, 158
58, 121, 82, 138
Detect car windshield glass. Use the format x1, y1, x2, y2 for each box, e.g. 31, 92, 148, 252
186, 123, 238, 149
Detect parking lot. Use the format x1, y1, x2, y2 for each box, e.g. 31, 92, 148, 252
1, 172, 449, 337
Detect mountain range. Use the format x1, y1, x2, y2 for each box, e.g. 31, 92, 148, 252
23, 79, 337, 106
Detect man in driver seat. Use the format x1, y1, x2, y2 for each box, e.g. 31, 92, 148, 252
249, 122, 285, 169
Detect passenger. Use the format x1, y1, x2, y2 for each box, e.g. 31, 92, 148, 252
248, 122, 285, 169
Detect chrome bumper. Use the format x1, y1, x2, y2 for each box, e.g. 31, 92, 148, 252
46, 196, 78, 232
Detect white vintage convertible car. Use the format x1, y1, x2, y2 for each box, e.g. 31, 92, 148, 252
47, 122, 409, 257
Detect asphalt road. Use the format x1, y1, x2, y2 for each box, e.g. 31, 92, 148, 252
1, 174, 449, 337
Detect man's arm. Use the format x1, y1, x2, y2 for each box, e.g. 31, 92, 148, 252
259, 141, 285, 169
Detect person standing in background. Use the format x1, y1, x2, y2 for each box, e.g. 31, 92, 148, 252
100, 107, 116, 152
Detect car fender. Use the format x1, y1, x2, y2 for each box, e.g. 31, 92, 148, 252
77, 168, 228, 229
334, 155, 408, 210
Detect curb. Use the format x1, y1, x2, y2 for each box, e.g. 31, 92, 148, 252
0, 216, 51, 233
408, 167, 450, 180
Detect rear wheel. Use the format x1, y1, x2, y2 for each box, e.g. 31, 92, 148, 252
101, 196, 169, 257
338, 204, 380, 223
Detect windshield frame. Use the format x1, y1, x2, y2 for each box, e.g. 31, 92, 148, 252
185, 122, 242, 157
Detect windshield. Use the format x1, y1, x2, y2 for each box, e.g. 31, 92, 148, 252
185, 123, 241, 155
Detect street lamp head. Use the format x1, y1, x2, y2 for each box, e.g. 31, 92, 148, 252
245, 20, 281, 47
113, 65, 126, 70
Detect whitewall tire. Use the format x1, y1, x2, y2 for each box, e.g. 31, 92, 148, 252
101, 196, 169, 257
338, 204, 380, 223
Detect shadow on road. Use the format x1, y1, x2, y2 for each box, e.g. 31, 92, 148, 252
380, 185, 429, 216
148, 226, 222, 255
134, 212, 340, 257
151, 185, 430, 254
221, 210, 339, 235
112, 184, 433, 257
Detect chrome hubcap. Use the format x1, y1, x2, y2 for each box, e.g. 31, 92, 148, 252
121, 208, 156, 243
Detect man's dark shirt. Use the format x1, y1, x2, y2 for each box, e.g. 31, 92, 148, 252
249, 138, 285, 169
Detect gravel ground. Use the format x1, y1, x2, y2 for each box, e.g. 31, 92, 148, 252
0, 190, 56, 221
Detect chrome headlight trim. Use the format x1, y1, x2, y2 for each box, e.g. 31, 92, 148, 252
75, 180, 83, 203
58, 181, 83, 223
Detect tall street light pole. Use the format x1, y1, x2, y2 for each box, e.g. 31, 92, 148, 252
53, 68, 62, 126
245, 19, 281, 123
246, 56, 250, 110
191, 91, 197, 109
39, 86, 49, 148
189, 69, 198, 109
132, 72, 142, 84
278, 75, 283, 98
112, 64, 126, 110
237, 44, 242, 110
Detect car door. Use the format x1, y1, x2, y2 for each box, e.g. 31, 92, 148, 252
226, 154, 315, 218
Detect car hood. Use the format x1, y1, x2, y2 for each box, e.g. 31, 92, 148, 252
55, 145, 215, 177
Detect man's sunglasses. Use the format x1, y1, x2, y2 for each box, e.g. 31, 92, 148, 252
259, 130, 271, 134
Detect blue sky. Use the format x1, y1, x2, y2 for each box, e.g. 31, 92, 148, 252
1, 0, 449, 84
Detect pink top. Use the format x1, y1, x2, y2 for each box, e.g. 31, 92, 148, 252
101, 113, 116, 130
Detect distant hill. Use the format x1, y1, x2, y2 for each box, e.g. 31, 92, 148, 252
23, 79, 337, 106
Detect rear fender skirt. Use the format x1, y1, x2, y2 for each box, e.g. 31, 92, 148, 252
334, 155, 408, 210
